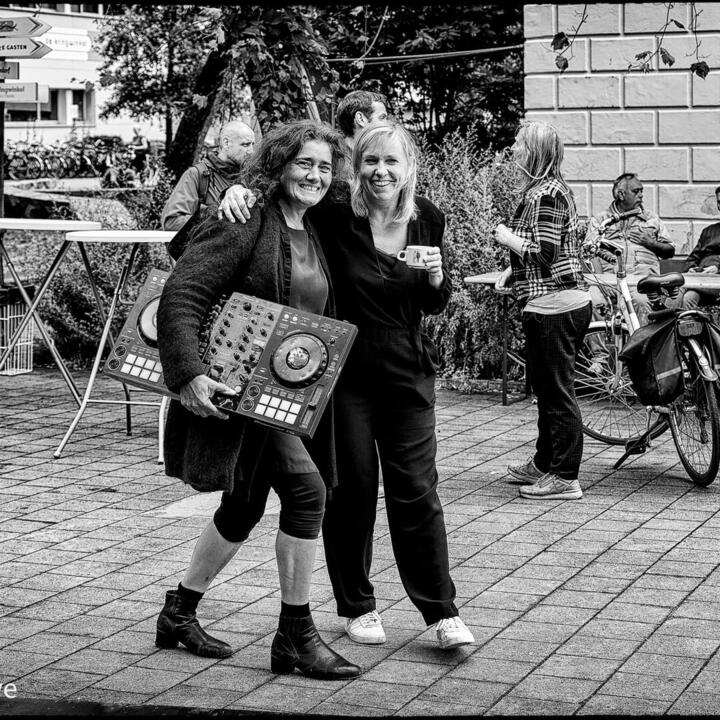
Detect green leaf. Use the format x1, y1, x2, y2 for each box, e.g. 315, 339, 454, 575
660, 48, 675, 66
551, 32, 569, 51
691, 61, 710, 79
555, 55, 569, 72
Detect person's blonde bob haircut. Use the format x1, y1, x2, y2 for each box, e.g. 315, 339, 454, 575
350, 121, 418, 224
513, 120, 569, 195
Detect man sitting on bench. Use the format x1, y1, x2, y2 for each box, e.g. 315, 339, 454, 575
682, 185, 720, 310
585, 173, 676, 325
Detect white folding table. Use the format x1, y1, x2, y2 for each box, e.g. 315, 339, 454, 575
53, 230, 175, 460
0, 218, 102, 404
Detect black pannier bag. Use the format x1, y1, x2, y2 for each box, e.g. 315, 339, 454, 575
618, 315, 683, 406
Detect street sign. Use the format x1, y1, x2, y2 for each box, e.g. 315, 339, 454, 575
0, 17, 52, 38
0, 82, 43, 102
0, 61, 18, 80
0, 37, 51, 59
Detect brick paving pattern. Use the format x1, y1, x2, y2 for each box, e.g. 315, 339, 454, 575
1, 369, 720, 715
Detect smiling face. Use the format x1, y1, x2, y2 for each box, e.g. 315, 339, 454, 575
358, 134, 410, 207
279, 139, 333, 213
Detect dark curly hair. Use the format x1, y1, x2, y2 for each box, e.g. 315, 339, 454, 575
242, 120, 348, 205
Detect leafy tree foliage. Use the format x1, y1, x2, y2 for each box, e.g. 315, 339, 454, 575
93, 4, 522, 179
94, 5, 218, 151
315, 4, 523, 150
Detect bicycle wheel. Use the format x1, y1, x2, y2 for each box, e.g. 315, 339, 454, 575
669, 348, 720, 485
24, 153, 44, 180
576, 321, 654, 444
7, 152, 28, 180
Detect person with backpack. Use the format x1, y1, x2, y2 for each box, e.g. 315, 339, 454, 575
162, 120, 256, 258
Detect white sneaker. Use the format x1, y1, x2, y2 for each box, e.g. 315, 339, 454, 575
344, 610, 386, 644
433, 616, 474, 650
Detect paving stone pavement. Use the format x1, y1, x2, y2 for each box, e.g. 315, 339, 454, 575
2, 369, 720, 716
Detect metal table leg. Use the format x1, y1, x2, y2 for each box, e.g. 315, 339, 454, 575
54, 243, 139, 458
0, 238, 81, 405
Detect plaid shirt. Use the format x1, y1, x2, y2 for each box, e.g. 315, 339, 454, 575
509, 178, 586, 306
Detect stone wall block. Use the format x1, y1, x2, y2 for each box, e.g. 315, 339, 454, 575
664, 221, 694, 252
568, 183, 590, 216
591, 37, 657, 71
559, 75, 621, 107
625, 148, 689, 181
589, 184, 614, 217
660, 185, 720, 217
525, 38, 588, 73
558, 4, 621, 35
624, 3, 691, 33
525, 111, 589, 144
659, 111, 720, 143
564, 147, 622, 180
692, 72, 720, 106
661, 35, 720, 70
625, 74, 689, 107
591, 110, 655, 144
692, 148, 720, 182
525, 76, 556, 109
694, 2, 720, 28
524, 4, 555, 38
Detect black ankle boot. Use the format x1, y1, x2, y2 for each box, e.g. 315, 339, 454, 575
155, 589, 232, 658
271, 613, 361, 680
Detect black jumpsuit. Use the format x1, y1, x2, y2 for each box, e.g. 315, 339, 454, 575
318, 196, 459, 625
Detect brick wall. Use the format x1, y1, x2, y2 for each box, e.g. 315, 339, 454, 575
524, 3, 720, 253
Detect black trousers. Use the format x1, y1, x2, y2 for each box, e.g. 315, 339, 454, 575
322, 364, 458, 625
522, 303, 592, 480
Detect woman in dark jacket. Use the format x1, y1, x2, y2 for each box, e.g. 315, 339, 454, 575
155, 120, 359, 680
218, 121, 474, 651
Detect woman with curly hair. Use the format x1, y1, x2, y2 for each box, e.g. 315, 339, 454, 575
154, 119, 360, 680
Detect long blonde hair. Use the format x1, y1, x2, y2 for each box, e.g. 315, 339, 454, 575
350, 121, 418, 224
513, 120, 569, 195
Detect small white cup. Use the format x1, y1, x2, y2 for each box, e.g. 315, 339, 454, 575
397, 245, 430, 268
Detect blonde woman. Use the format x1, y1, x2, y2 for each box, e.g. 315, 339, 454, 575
318, 122, 473, 650
494, 121, 592, 500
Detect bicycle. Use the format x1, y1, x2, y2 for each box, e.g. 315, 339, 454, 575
576, 209, 720, 485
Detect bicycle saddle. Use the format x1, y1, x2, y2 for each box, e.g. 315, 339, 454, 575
637, 272, 685, 294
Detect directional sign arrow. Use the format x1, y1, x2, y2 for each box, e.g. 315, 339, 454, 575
0, 37, 51, 59
0, 17, 52, 38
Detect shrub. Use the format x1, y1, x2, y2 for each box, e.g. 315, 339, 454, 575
417, 126, 524, 387
14, 163, 175, 368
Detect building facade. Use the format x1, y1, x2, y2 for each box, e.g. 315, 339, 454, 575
524, 2, 720, 253
0, 3, 163, 144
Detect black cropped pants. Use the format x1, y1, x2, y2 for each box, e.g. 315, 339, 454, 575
213, 471, 325, 542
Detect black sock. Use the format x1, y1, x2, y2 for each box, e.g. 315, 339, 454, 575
177, 582, 204, 612
281, 601, 310, 617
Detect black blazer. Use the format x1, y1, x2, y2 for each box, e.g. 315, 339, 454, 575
157, 201, 337, 495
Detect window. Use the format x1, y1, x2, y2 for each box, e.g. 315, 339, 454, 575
5, 89, 58, 122
71, 89, 85, 121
